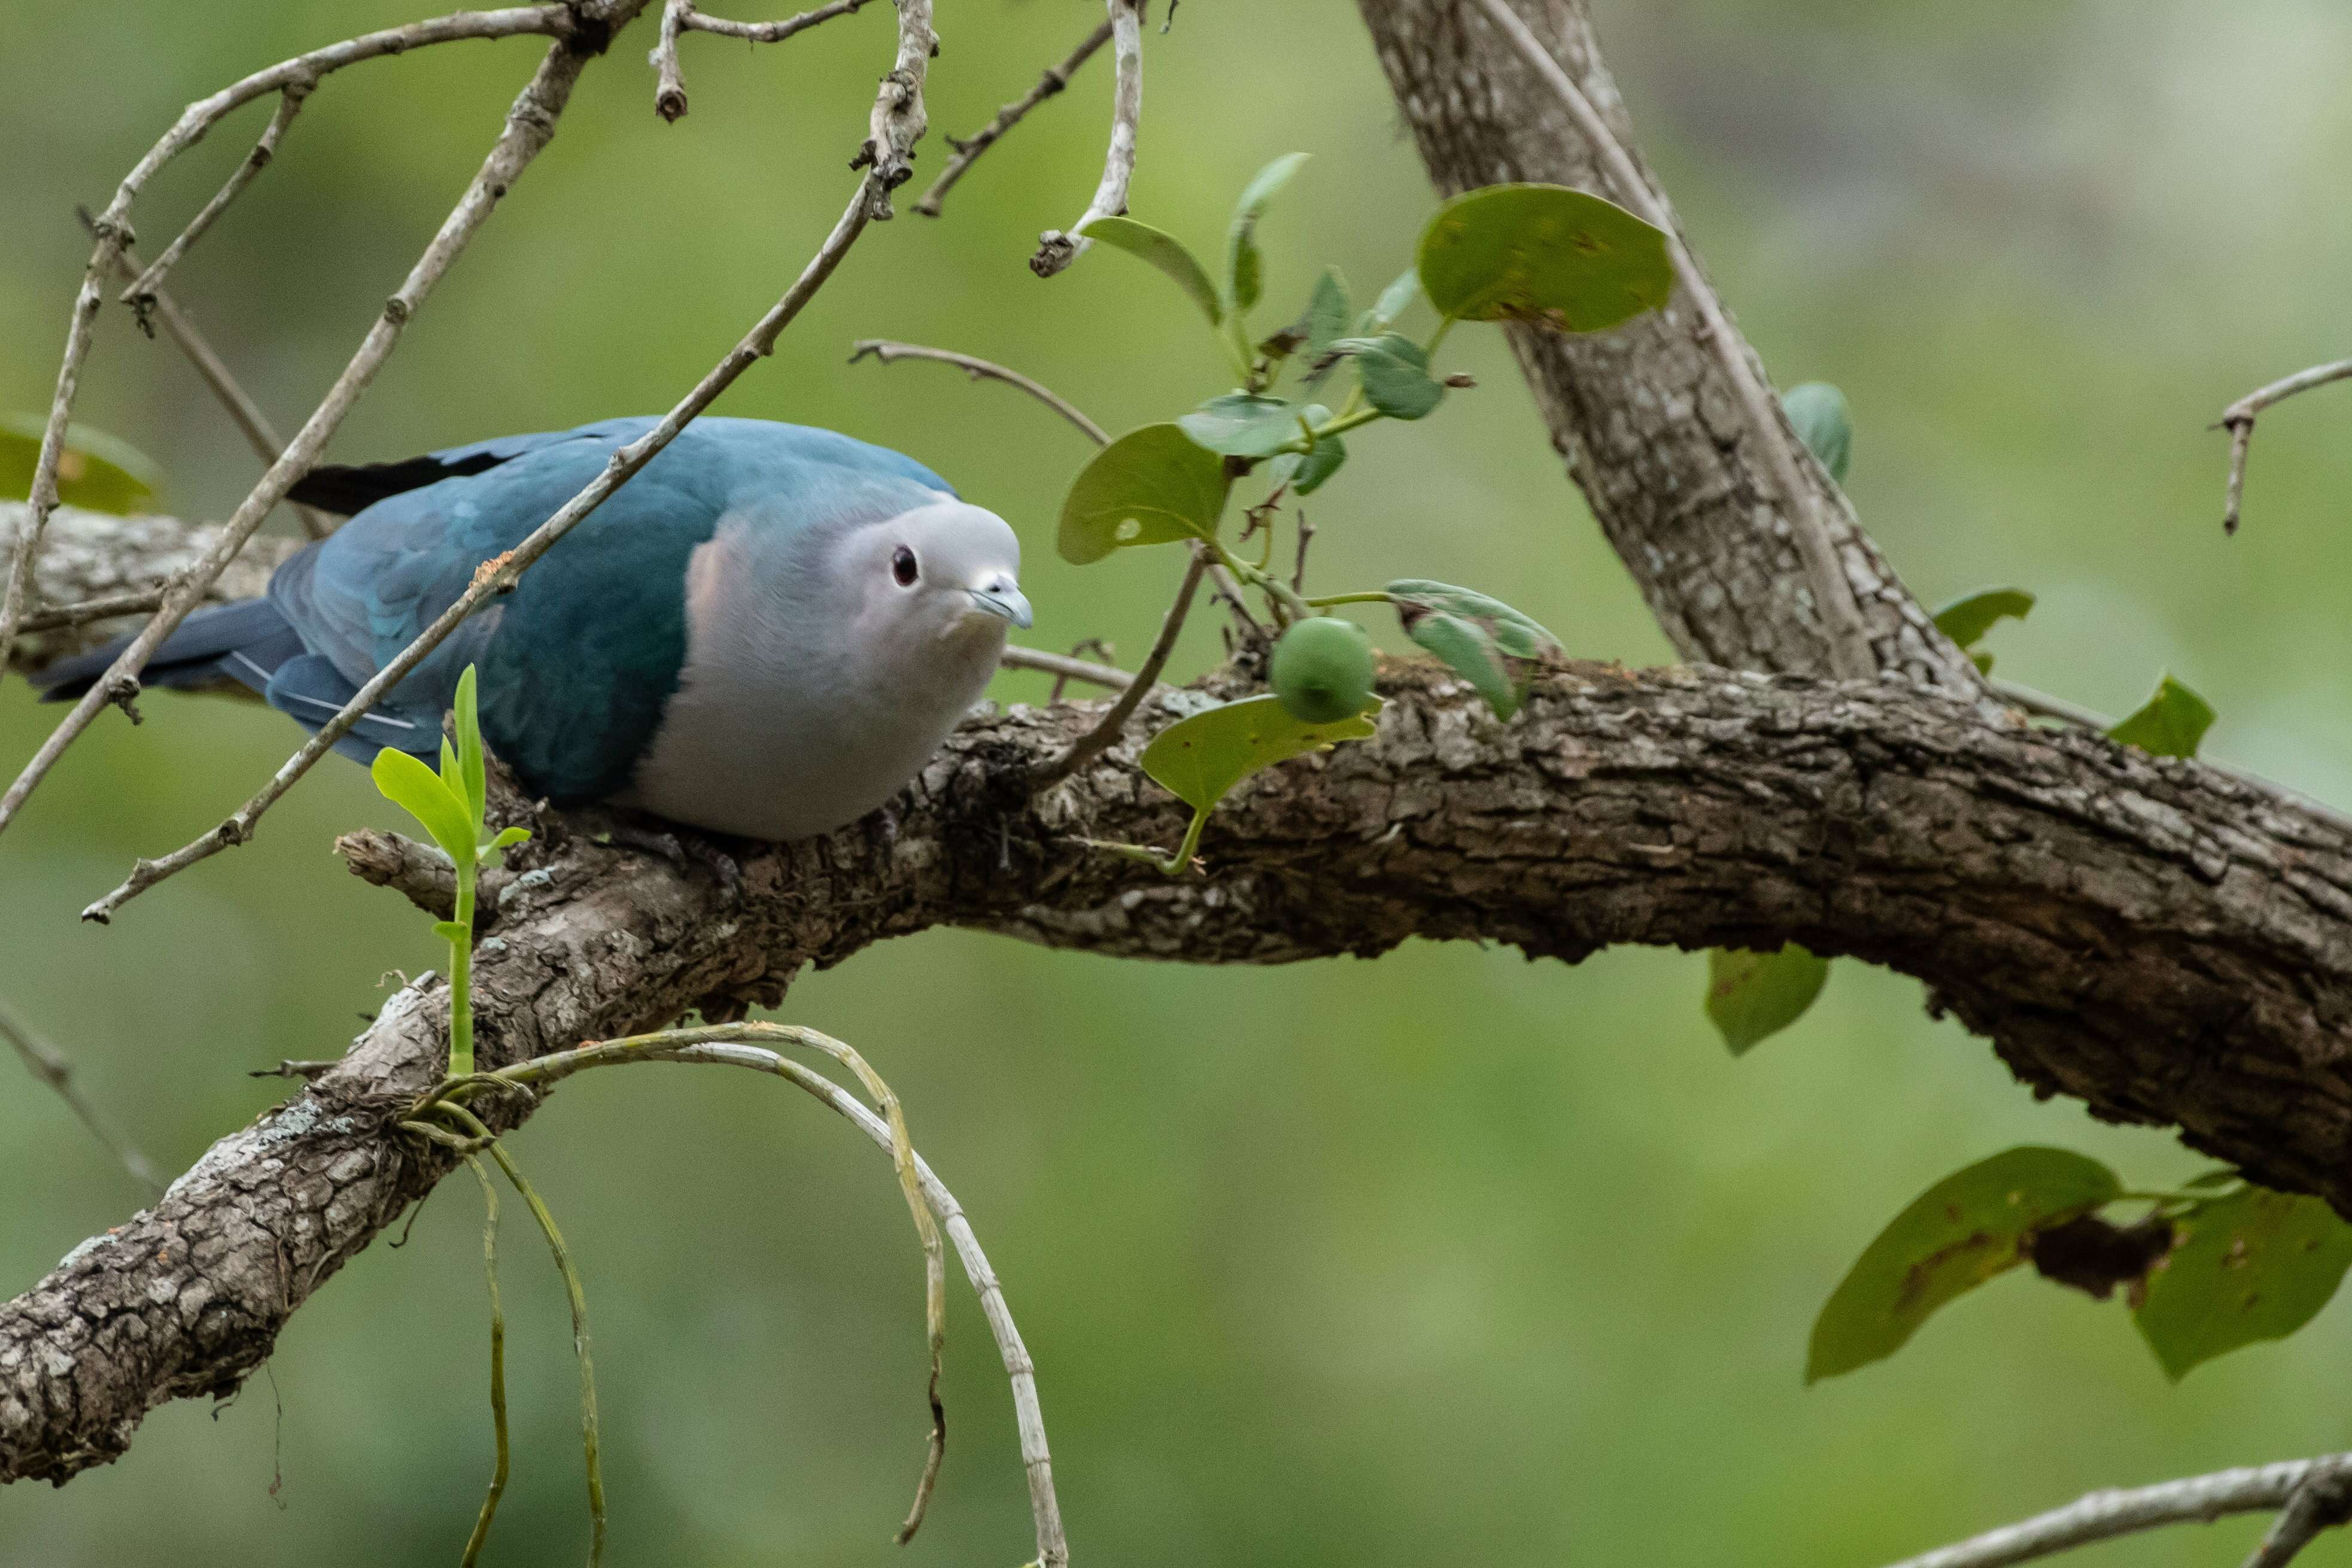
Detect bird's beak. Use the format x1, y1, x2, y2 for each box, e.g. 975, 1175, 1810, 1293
967, 582, 1033, 630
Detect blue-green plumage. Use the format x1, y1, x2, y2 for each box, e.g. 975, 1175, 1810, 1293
35, 416, 1029, 840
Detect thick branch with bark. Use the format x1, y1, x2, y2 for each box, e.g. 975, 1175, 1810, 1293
10, 626, 2352, 1481
1355, 0, 1977, 692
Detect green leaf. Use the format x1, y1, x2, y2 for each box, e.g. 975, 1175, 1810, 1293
1078, 215, 1222, 327
1415, 183, 1672, 330
1780, 382, 1852, 485
1226, 152, 1309, 314
2134, 1186, 2352, 1379
1140, 693, 1378, 814
1271, 433, 1347, 496
1359, 269, 1421, 335
1305, 268, 1351, 356
1178, 394, 1304, 459
1807, 1147, 2123, 1383
0, 414, 159, 515
1704, 944, 1830, 1055
1405, 611, 1519, 719
2108, 674, 2216, 759
1058, 424, 1232, 565
432, 920, 471, 945
1338, 333, 1444, 421
453, 665, 487, 830
482, 825, 531, 861
1383, 580, 1563, 660
1932, 588, 2035, 653
372, 746, 473, 859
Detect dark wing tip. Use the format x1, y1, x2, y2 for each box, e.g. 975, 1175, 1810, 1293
287, 449, 509, 516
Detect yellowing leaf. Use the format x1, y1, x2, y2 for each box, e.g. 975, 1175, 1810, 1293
1415, 184, 1671, 330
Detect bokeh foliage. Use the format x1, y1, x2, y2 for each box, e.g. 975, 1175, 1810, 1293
5, 1, 2352, 1565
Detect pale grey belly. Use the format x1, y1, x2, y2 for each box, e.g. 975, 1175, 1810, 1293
615, 667, 987, 841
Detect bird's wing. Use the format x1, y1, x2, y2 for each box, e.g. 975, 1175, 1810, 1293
285, 417, 658, 516
271, 420, 716, 797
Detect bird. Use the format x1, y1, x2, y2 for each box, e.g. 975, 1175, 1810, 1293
33, 415, 1032, 842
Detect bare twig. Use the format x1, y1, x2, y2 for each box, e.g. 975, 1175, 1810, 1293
1992, 677, 2352, 835
122, 86, 312, 312
16, 588, 168, 636
2241, 1460, 2352, 1568
855, 0, 934, 215
81, 0, 936, 918
1000, 644, 1132, 689
1, 5, 637, 842
1292, 509, 1314, 592
654, 0, 879, 120
1049, 637, 1116, 701
0, 4, 579, 677
1034, 548, 1205, 785
679, 0, 873, 43
2216, 357, 2352, 534
651, 0, 692, 120
849, 339, 1110, 445
81, 206, 336, 540
1879, 1452, 2352, 1568
914, 17, 1113, 217
1465, 0, 1879, 680
1030, 0, 1144, 278
484, 1024, 1069, 1568
0, 995, 163, 1195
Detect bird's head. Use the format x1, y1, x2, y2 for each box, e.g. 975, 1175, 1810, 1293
841, 497, 1031, 655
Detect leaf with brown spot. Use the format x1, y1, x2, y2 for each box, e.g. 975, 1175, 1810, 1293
1807, 1147, 2120, 1382
2133, 1184, 2352, 1379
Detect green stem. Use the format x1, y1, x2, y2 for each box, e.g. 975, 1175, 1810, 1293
1162, 806, 1210, 876
1423, 314, 1457, 360
1302, 591, 1399, 609
458, 1154, 509, 1568
1210, 538, 1312, 626
447, 855, 477, 1080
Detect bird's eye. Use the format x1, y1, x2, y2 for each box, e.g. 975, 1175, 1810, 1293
892, 545, 919, 587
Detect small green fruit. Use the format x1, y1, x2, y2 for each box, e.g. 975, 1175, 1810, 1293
1270, 616, 1375, 723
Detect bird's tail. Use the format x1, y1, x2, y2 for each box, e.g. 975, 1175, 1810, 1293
28, 598, 303, 703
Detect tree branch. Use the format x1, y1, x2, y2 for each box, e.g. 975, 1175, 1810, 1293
1876, 1452, 2352, 1568
2216, 357, 2352, 535
913, 16, 1113, 218
1030, 0, 1143, 278
1354, 0, 1979, 691
14, 643, 2352, 1484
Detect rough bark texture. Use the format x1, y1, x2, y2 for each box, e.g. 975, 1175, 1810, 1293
1354, 0, 1979, 693
9, 648, 2352, 1482
0, 503, 296, 665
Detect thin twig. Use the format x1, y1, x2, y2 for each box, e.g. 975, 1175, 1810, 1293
0, 994, 163, 1195
651, 0, 691, 120
849, 339, 1110, 445
680, 0, 873, 43
81, 169, 886, 922
0, 4, 579, 677
1292, 509, 1314, 592
1206, 560, 1268, 644
2241, 1459, 2352, 1568
82, 206, 336, 540
1878, 1452, 2352, 1568
2, 5, 639, 845
1050, 638, 1116, 701
854, 0, 932, 215
1033, 546, 1205, 785
2215, 357, 2352, 534
1994, 677, 2352, 836
1031, 0, 1144, 278
456, 1155, 509, 1568
914, 17, 1113, 217
1466, 0, 1879, 680
16, 587, 168, 636
123, 86, 312, 312
475, 1024, 1069, 1568
1000, 645, 1133, 689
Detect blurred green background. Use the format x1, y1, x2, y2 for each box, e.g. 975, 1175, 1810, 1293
7, 1, 2352, 1563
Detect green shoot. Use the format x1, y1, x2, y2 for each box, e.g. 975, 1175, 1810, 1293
369, 664, 531, 1078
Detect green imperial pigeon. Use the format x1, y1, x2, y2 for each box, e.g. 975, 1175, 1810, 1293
36, 417, 1034, 841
